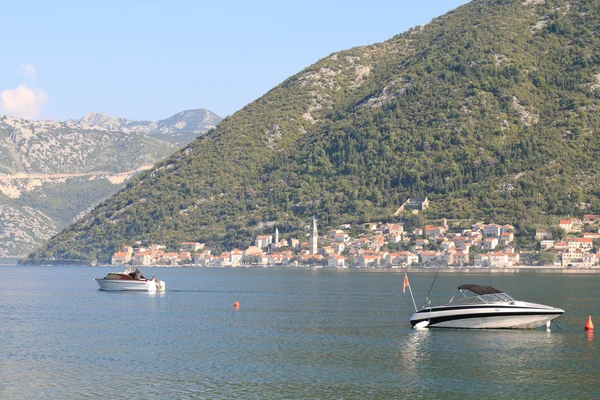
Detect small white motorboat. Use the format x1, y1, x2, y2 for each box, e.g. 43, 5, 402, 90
95, 267, 166, 292
409, 284, 563, 329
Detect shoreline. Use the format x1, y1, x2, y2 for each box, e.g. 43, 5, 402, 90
10, 262, 600, 273
65, 264, 600, 273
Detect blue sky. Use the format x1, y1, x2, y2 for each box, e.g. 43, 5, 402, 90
1, 0, 469, 121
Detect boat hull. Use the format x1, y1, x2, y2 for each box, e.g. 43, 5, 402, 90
95, 278, 166, 292
410, 304, 564, 329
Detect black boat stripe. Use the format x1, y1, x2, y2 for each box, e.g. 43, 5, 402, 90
410, 311, 564, 327
415, 305, 561, 314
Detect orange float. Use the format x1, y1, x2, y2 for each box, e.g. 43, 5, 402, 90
584, 315, 594, 331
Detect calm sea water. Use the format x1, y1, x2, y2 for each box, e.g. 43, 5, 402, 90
1, 266, 598, 399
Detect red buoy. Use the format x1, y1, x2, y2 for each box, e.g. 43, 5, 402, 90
584, 315, 594, 331
234, 301, 240, 310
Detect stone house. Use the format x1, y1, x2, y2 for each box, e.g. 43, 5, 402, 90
540, 240, 555, 250
483, 237, 498, 250
453, 251, 469, 266
536, 229, 553, 240
133, 251, 154, 266
327, 254, 347, 268
111, 252, 131, 265
255, 235, 273, 250
180, 242, 204, 252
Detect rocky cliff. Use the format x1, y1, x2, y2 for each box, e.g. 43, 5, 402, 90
0, 109, 221, 258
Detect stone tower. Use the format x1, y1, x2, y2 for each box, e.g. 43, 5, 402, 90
310, 216, 318, 255
275, 227, 279, 244
442, 218, 448, 230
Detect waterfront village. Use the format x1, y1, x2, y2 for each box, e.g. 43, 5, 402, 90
110, 198, 600, 269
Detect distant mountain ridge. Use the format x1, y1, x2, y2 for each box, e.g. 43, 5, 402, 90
66, 109, 222, 144
0, 108, 221, 258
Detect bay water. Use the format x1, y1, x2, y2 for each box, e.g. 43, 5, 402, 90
1, 266, 598, 399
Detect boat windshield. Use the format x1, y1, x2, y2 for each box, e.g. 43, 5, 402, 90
448, 292, 514, 305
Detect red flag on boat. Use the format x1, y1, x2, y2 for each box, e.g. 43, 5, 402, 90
403, 274, 409, 293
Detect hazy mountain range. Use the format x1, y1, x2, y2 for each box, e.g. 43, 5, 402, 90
67, 109, 221, 145
0, 109, 221, 258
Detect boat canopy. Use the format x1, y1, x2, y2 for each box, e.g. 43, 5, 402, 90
458, 284, 503, 296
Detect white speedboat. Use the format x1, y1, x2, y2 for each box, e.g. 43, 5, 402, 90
95, 268, 166, 292
409, 284, 563, 329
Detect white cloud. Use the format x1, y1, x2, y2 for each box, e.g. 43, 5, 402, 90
17, 65, 37, 81
0, 85, 49, 120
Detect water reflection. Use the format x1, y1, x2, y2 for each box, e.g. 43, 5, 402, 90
398, 329, 431, 378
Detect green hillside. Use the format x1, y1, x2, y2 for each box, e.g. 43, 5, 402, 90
31, 0, 600, 263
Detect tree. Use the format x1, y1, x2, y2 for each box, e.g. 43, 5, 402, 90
534, 251, 556, 266
408, 214, 425, 229
549, 226, 566, 241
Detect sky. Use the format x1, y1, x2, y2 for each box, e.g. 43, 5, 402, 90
1, 0, 470, 122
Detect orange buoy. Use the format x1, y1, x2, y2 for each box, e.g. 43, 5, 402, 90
585, 316, 594, 331
234, 301, 240, 310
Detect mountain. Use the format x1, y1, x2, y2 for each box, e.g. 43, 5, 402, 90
67, 109, 222, 145
0, 109, 221, 258
31, 0, 600, 263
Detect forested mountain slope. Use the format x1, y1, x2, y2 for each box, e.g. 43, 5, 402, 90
32, 0, 600, 263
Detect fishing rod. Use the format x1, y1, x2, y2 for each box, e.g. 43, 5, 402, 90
422, 264, 443, 309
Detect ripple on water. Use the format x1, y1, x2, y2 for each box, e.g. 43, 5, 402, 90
1, 267, 599, 399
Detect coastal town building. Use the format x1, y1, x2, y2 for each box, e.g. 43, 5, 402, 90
386, 251, 419, 267
230, 249, 244, 266
334, 231, 349, 243
394, 197, 430, 215
483, 224, 502, 237
536, 229, 553, 240
453, 251, 469, 266
420, 251, 442, 265
559, 218, 582, 233
554, 241, 568, 251
111, 252, 131, 265
357, 254, 379, 268
180, 242, 204, 252
499, 232, 514, 245
483, 237, 499, 250
327, 254, 347, 268
255, 235, 272, 250
566, 237, 593, 252
133, 251, 153, 266
110, 211, 600, 269
388, 224, 404, 237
